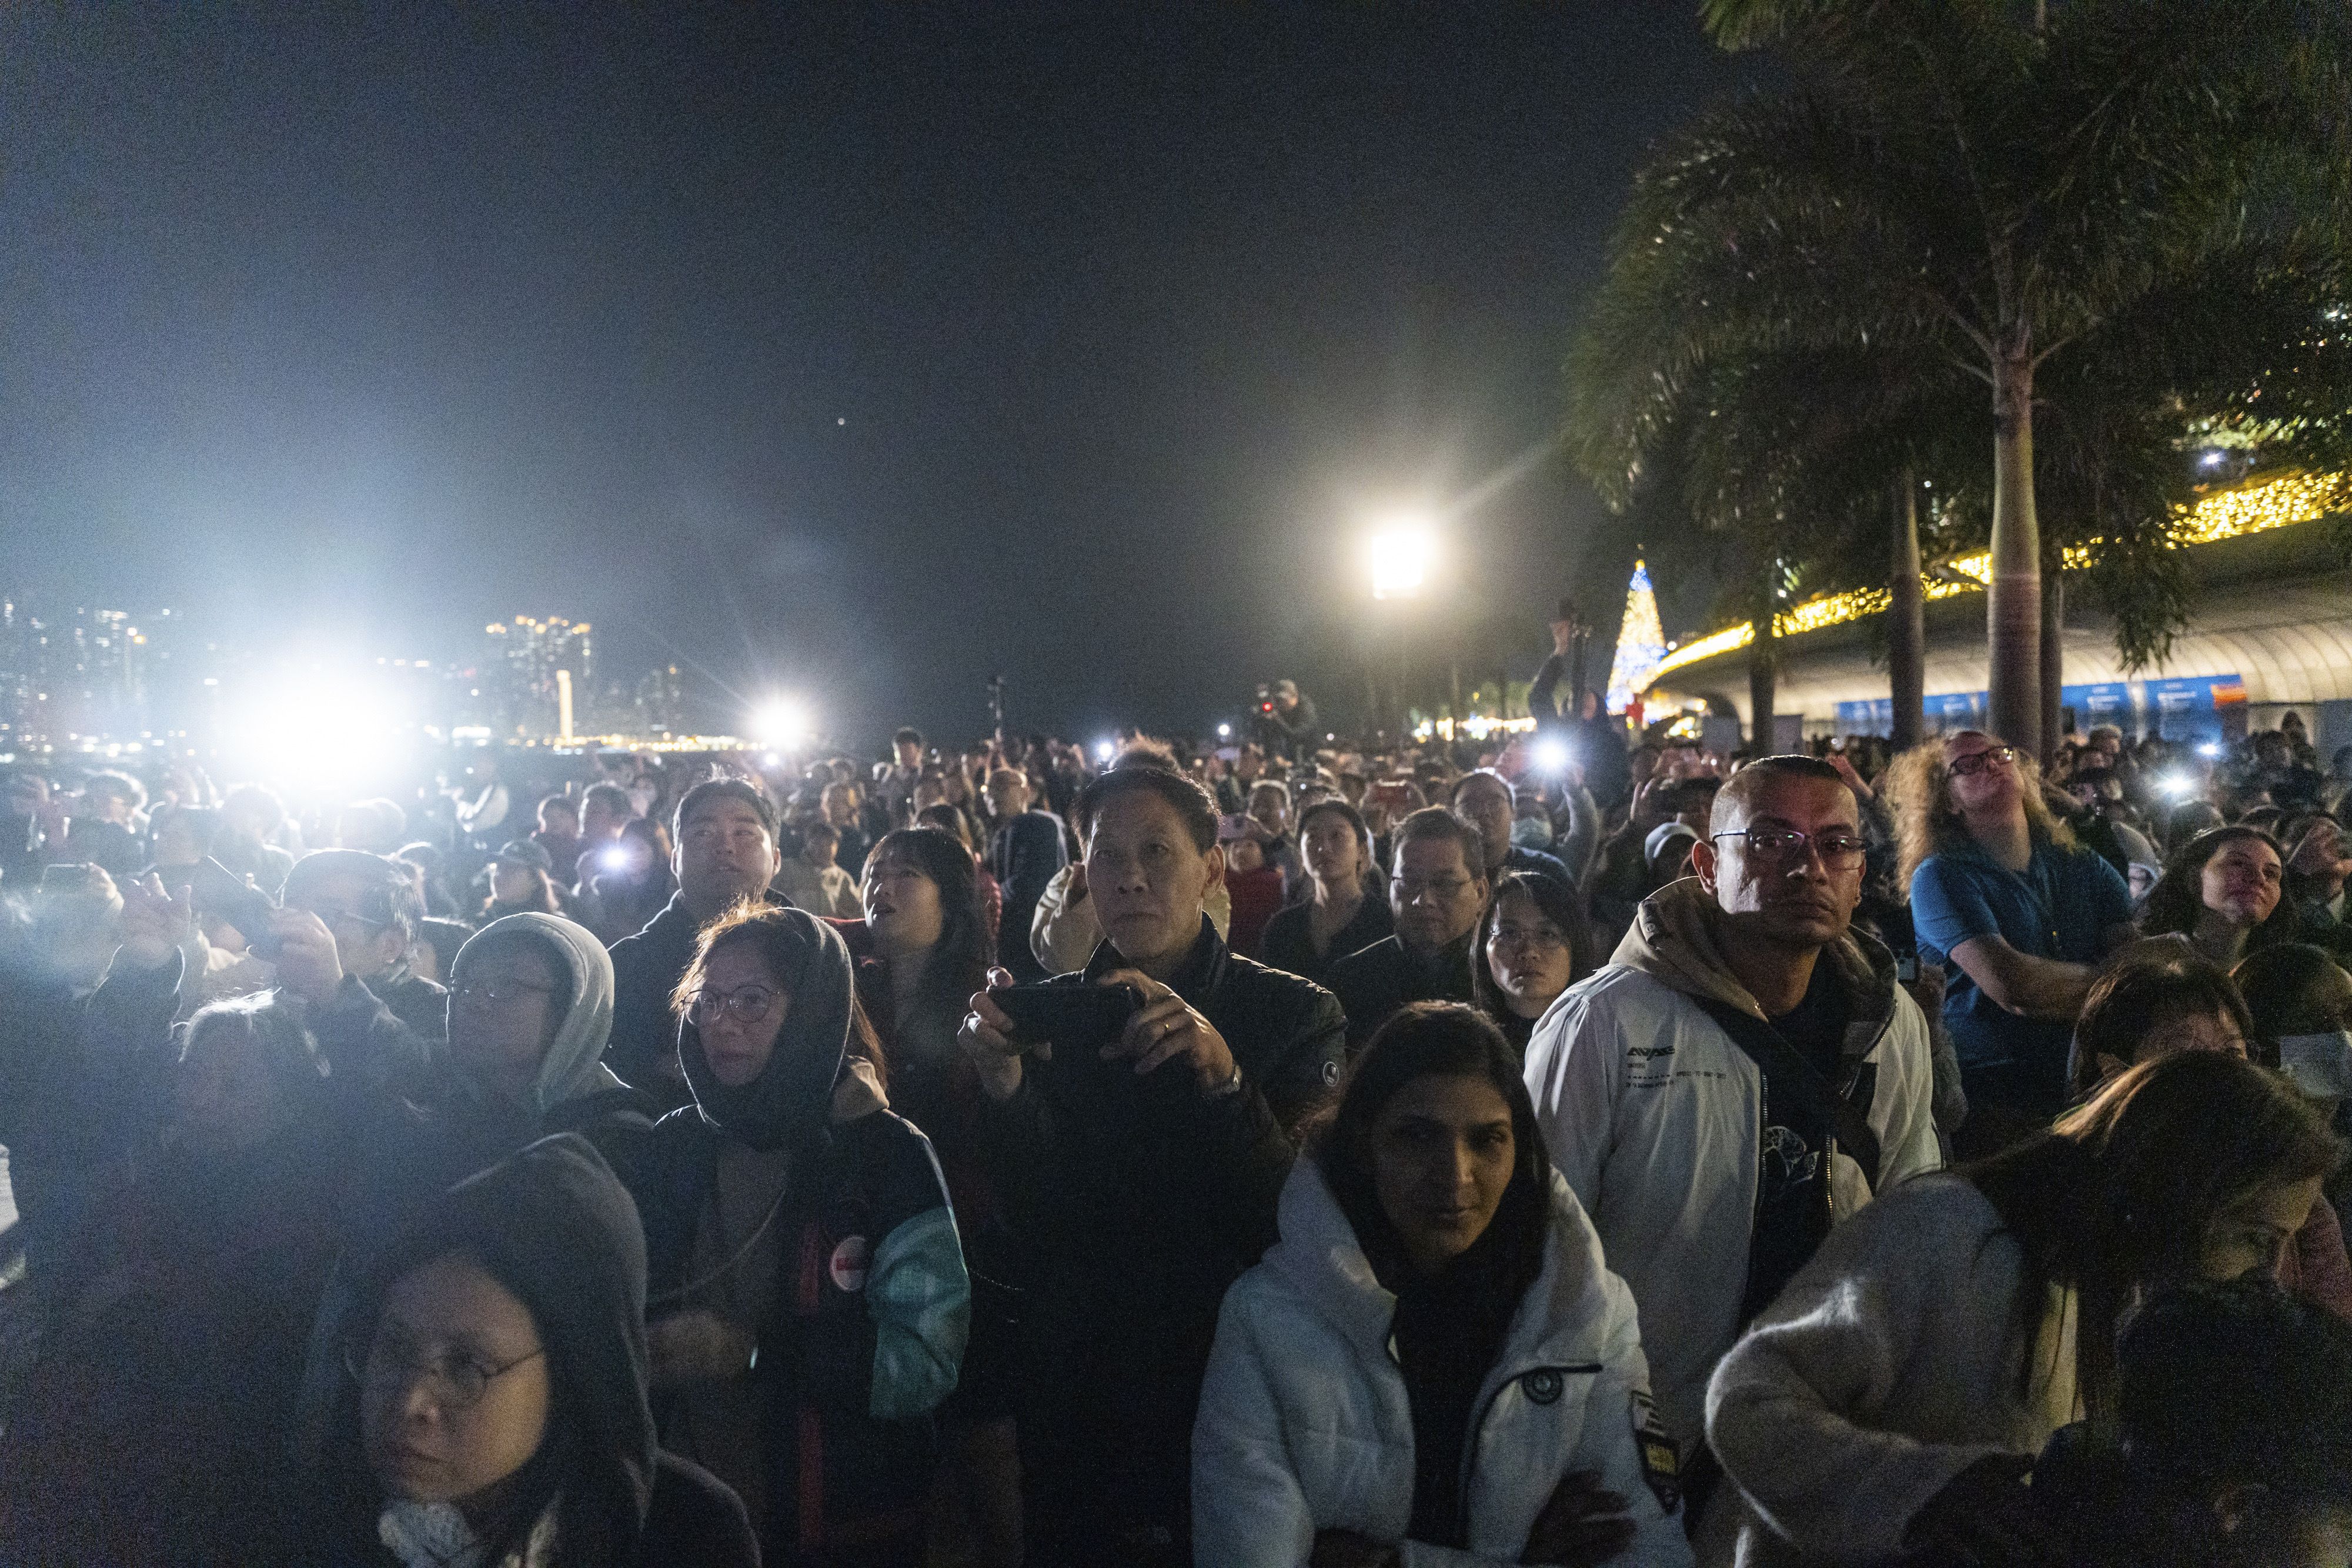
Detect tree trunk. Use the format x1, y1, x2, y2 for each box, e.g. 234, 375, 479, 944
2040, 565, 2065, 756
1986, 341, 2043, 757
1749, 607, 1779, 753
1889, 471, 1926, 751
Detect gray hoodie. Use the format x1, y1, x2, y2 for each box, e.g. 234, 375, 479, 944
452, 912, 628, 1116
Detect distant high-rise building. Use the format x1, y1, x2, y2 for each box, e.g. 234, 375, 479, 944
484, 614, 593, 737
636, 664, 685, 736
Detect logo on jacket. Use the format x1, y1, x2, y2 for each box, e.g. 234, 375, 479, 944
829, 1235, 871, 1293
1631, 1388, 1681, 1514
1520, 1368, 1564, 1405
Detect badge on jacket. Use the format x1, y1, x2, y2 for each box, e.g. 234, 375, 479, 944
1631, 1387, 1681, 1514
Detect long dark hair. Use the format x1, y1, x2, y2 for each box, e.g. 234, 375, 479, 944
1312, 1002, 1552, 1298
1469, 872, 1595, 1028
1966, 1050, 2340, 1424
865, 827, 991, 1020
2139, 825, 2298, 952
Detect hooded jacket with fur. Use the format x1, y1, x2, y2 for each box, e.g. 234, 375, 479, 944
1521, 878, 1943, 1460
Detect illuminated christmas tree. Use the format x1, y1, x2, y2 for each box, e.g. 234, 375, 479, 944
1605, 559, 1665, 715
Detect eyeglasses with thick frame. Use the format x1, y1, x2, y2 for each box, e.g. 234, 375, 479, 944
1709, 827, 1869, 868
1946, 745, 2017, 778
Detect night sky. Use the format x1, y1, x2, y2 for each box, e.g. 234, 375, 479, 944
3, 4, 1754, 749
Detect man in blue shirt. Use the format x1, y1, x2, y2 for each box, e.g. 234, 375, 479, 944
1905, 731, 2136, 1154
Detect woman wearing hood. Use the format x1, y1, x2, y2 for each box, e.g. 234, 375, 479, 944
285, 909, 664, 1221
1192, 1002, 1693, 1567
628, 900, 970, 1566
295, 1132, 759, 1566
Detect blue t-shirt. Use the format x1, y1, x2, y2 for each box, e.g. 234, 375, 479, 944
1910, 834, 2132, 1114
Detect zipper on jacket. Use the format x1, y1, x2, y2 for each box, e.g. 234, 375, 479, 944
1456, 1361, 1606, 1505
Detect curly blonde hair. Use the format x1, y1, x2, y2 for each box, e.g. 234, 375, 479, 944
1886, 730, 2076, 890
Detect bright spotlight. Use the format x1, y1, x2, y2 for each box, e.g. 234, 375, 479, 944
228, 670, 407, 793
2196, 741, 2221, 758
750, 698, 811, 749
1532, 737, 1572, 774
1217, 723, 1232, 740
2160, 773, 2199, 797
1365, 523, 1436, 600
1094, 740, 1117, 763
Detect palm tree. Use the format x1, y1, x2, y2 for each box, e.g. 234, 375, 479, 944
1572, 0, 2350, 755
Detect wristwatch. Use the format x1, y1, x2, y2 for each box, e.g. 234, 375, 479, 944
1205, 1061, 1245, 1099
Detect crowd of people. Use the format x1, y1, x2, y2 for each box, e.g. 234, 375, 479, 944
2, 661, 2350, 1567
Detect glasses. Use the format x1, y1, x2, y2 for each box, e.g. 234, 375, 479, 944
1946, 746, 2017, 778
689, 984, 783, 1024
453, 976, 557, 1006
1391, 874, 1475, 903
1490, 922, 1569, 952
346, 1327, 544, 1410
1710, 828, 1869, 868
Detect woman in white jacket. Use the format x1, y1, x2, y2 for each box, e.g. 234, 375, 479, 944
1704, 1049, 2340, 1566
1193, 1002, 1692, 1568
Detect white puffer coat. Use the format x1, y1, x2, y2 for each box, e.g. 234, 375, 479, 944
1191, 1158, 1694, 1567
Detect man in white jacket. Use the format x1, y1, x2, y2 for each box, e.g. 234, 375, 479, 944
1522, 757, 1941, 1493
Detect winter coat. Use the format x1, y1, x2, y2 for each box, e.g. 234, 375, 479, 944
978, 916, 1342, 1544
1522, 879, 1943, 1456
987, 807, 1069, 982
1258, 890, 1394, 988
298, 1134, 758, 1567
1328, 932, 1477, 1048
1703, 1175, 2079, 1567
1194, 1159, 1694, 1567
309, 912, 662, 1217
630, 906, 968, 1564
0, 947, 184, 1278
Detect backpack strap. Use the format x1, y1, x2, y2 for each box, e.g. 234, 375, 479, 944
1688, 994, 1882, 1189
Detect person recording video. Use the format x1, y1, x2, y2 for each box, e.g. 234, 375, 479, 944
1252, 678, 1319, 763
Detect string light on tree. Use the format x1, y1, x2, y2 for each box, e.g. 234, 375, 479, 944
1605, 560, 1665, 714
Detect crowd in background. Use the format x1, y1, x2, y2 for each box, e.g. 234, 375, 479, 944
2, 641, 2350, 1568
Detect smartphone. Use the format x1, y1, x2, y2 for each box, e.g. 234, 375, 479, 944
1369, 780, 1414, 809
1896, 955, 1920, 984
188, 855, 285, 958
991, 982, 1145, 1052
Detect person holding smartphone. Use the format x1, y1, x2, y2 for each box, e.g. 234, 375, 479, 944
956, 763, 1344, 1565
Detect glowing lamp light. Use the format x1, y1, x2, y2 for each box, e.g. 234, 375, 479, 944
749, 698, 812, 749
2196, 742, 2222, 758
1094, 740, 1117, 763
228, 672, 409, 793
1365, 525, 1435, 600
1217, 723, 1232, 740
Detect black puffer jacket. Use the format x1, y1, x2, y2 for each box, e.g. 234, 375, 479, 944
978, 917, 1344, 1546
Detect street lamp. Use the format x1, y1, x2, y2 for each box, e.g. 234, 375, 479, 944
749, 697, 812, 750
1365, 524, 1435, 601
